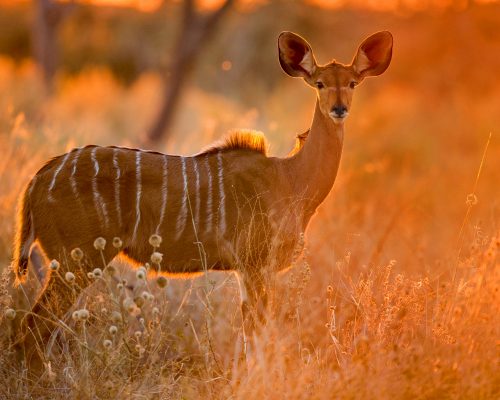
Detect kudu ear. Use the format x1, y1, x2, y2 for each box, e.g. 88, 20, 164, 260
278, 31, 317, 79
352, 31, 393, 78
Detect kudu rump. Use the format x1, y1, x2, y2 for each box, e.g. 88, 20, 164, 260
11, 31, 392, 353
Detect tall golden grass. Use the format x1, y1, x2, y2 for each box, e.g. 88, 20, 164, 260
0, 11, 499, 396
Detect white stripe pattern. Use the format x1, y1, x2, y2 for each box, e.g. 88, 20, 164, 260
205, 155, 213, 233
70, 148, 82, 200
175, 157, 189, 240
48, 151, 71, 202
132, 151, 142, 242
91, 147, 110, 228
156, 155, 168, 234
217, 151, 226, 235
193, 157, 201, 230
112, 148, 122, 228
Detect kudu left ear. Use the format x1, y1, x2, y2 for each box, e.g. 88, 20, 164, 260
352, 31, 393, 78
278, 31, 317, 79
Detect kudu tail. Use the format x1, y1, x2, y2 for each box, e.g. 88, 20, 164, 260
12, 183, 35, 286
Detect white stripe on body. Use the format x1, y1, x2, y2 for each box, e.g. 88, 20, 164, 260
91, 147, 110, 228
70, 148, 82, 199
132, 151, 142, 242
205, 155, 213, 234
112, 148, 123, 228
193, 157, 201, 231
217, 151, 226, 236
156, 154, 169, 235
48, 151, 71, 202
175, 157, 189, 240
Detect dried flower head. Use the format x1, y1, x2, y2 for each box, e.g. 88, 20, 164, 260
105, 265, 116, 276
92, 268, 103, 278
150, 252, 163, 265
87, 272, 94, 279
78, 309, 90, 321
65, 272, 76, 283
466, 193, 478, 206
134, 296, 145, 308
103, 339, 113, 350
136, 267, 147, 280
123, 298, 136, 314
152, 307, 159, 315
111, 311, 122, 324
112, 237, 123, 249
71, 248, 84, 261
94, 237, 106, 251
49, 260, 60, 271
149, 234, 162, 248
109, 325, 118, 335
4, 308, 16, 320
72, 311, 80, 321
134, 331, 142, 339
117, 283, 124, 291
156, 276, 168, 288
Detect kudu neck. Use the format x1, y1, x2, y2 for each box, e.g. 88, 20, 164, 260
285, 100, 344, 216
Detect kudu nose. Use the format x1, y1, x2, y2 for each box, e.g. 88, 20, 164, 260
331, 105, 348, 118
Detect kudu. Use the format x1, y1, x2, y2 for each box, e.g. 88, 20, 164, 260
9, 31, 392, 361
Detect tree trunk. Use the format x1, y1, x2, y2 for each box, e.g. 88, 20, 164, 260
145, 0, 235, 147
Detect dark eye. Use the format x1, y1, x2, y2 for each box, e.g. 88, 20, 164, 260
315, 81, 324, 89
349, 81, 358, 89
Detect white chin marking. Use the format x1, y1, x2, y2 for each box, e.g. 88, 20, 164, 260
329, 114, 348, 124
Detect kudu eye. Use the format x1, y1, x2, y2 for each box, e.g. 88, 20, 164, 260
315, 81, 325, 89
349, 81, 358, 89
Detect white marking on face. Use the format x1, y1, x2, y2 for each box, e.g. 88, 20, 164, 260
91, 147, 110, 228
48, 151, 71, 202
112, 148, 122, 228
205, 155, 213, 234
217, 152, 226, 236
175, 156, 188, 240
156, 154, 168, 235
193, 157, 201, 231
132, 151, 142, 242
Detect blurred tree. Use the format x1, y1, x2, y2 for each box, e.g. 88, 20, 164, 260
145, 0, 235, 146
34, 0, 75, 94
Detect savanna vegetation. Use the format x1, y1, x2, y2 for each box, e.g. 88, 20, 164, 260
0, 1, 498, 398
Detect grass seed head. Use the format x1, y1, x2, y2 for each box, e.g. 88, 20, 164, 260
105, 265, 116, 276
151, 252, 163, 264
49, 259, 60, 271
65, 271, 76, 283
112, 237, 123, 249
70, 248, 84, 261
72, 311, 80, 321
93, 268, 103, 278
111, 311, 122, 324
149, 234, 162, 248
94, 237, 106, 251
123, 298, 136, 314
4, 308, 16, 320
109, 325, 118, 335
103, 339, 113, 350
136, 267, 147, 280
156, 276, 168, 288
78, 309, 90, 321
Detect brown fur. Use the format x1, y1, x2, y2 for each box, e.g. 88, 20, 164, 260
11, 31, 392, 363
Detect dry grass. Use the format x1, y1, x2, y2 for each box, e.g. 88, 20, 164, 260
0, 15, 499, 397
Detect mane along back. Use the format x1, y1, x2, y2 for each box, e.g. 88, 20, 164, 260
201, 130, 269, 156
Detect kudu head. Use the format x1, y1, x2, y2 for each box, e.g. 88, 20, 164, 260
278, 31, 393, 124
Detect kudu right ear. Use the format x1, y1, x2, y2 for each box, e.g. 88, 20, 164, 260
278, 32, 317, 79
